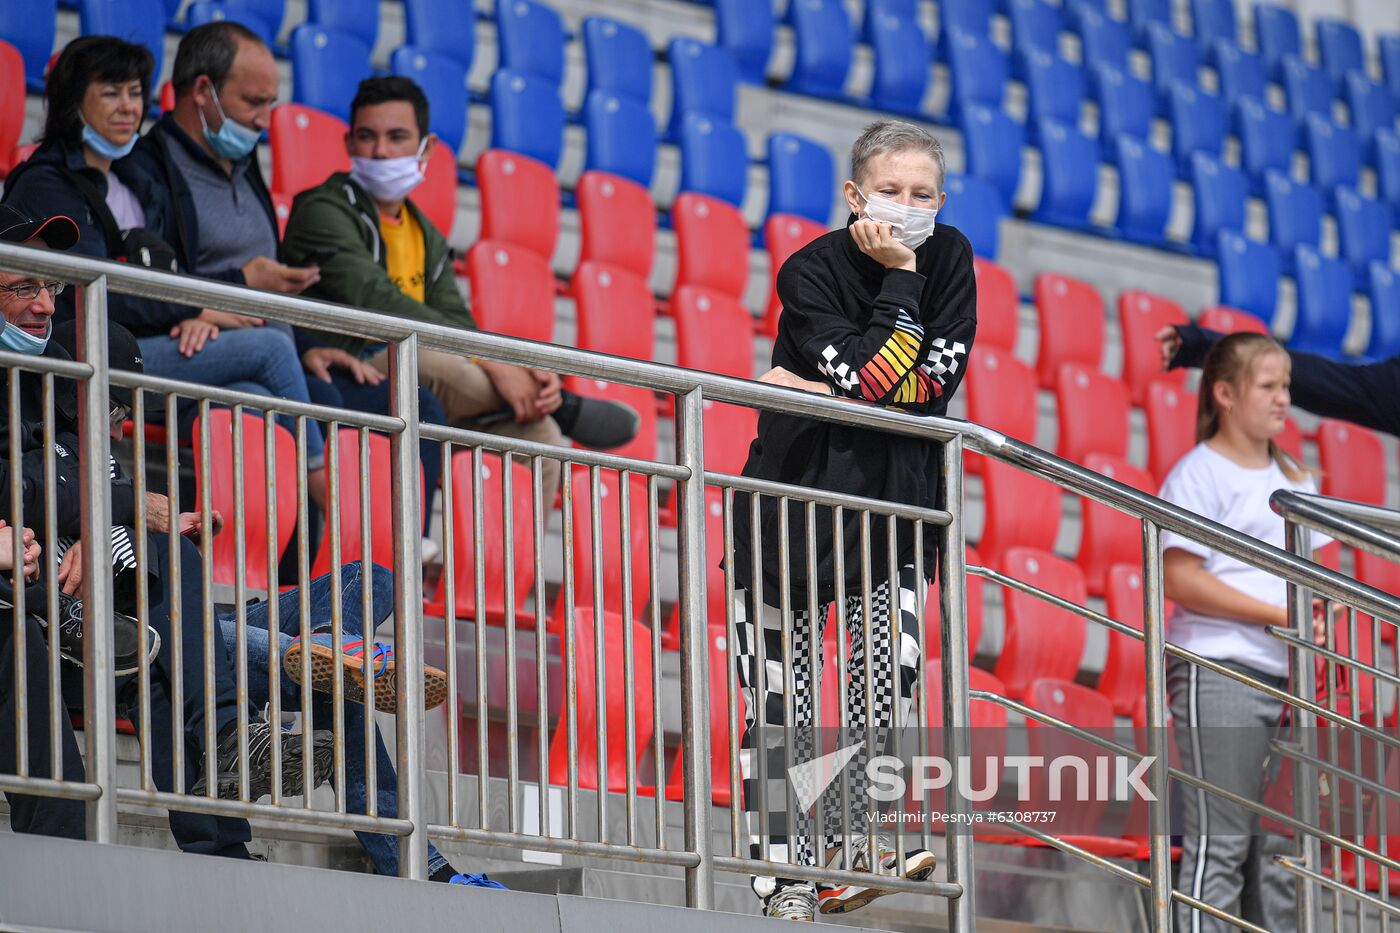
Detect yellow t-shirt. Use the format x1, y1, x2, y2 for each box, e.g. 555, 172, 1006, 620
379, 209, 426, 302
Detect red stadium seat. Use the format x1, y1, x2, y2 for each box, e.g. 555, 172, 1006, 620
1316, 419, 1385, 504
416, 142, 458, 238
1355, 555, 1400, 642
562, 377, 658, 463
424, 451, 538, 627
652, 624, 744, 806
310, 428, 424, 579
547, 609, 656, 793
1145, 380, 1199, 485
465, 240, 556, 343
572, 261, 655, 361
1197, 304, 1271, 335
5, 143, 37, 177
974, 257, 1020, 353
576, 171, 656, 281
1117, 290, 1188, 405
1078, 454, 1155, 596
661, 489, 733, 650
1055, 363, 1130, 464
913, 661, 1010, 828
995, 548, 1089, 699
1033, 273, 1106, 388
927, 545, 986, 659
977, 460, 1063, 570
477, 149, 560, 259
0, 41, 23, 181
159, 80, 174, 114
1276, 415, 1304, 462
551, 468, 654, 626
761, 213, 826, 338
673, 285, 755, 379
1338, 754, 1400, 894
191, 410, 297, 592
965, 346, 1038, 475
272, 192, 292, 238
701, 400, 758, 474
1099, 563, 1149, 716
672, 192, 749, 300
269, 104, 349, 198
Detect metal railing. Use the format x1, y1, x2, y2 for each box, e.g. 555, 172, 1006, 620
1, 240, 1396, 932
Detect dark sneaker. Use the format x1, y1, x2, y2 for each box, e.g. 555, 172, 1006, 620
448, 872, 509, 890
39, 592, 159, 677
552, 390, 640, 450
818, 834, 937, 915
763, 882, 817, 921
191, 717, 335, 801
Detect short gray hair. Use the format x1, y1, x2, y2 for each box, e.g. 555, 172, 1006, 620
172, 21, 267, 96
849, 120, 946, 191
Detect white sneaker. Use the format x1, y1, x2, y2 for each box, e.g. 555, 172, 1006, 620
763, 882, 818, 921
420, 537, 441, 565
818, 834, 937, 915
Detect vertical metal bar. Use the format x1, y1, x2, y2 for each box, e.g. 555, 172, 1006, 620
886, 513, 906, 878
831, 505, 852, 867
77, 276, 117, 842
264, 411, 283, 803
858, 510, 877, 868
560, 463, 579, 837
357, 427, 376, 814
749, 490, 770, 865
441, 442, 459, 827
776, 496, 797, 870
588, 465, 607, 839
42, 376, 63, 784
227, 408, 251, 802
723, 487, 742, 856
295, 416, 313, 809
1140, 520, 1173, 932
8, 369, 26, 780
647, 475, 665, 848
938, 435, 975, 931
531, 455, 549, 839
1287, 518, 1320, 933
804, 500, 822, 863
471, 447, 488, 829
165, 392, 185, 795
675, 387, 714, 908
502, 452, 520, 836
196, 402, 218, 799
912, 520, 932, 855
388, 335, 426, 879
618, 469, 637, 847
325, 420, 346, 814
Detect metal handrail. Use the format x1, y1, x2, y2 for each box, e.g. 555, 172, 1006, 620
1271, 489, 1400, 566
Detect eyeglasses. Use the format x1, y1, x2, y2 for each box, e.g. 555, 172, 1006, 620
109, 404, 130, 430
0, 282, 65, 301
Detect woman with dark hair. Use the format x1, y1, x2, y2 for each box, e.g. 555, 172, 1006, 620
2, 35, 328, 488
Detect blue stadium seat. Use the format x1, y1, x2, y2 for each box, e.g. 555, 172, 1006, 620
1346, 72, 1398, 165
390, 47, 468, 155
1253, 2, 1300, 81
496, 0, 565, 84
1366, 262, 1400, 360
0, 0, 55, 91
1213, 40, 1266, 121
227, 0, 284, 42
1191, 0, 1236, 52
1191, 152, 1247, 257
583, 17, 653, 103
1377, 129, 1400, 216
1077, 6, 1131, 73
867, 4, 931, 115
1114, 135, 1173, 246
1127, 0, 1172, 42
1008, 0, 1063, 63
1148, 23, 1200, 107
667, 38, 737, 137
946, 28, 1010, 124
1034, 118, 1099, 230
187, 3, 277, 46
938, 0, 994, 55
1169, 83, 1226, 177
1281, 54, 1334, 127
714, 0, 773, 85
1063, 0, 1109, 33
1023, 50, 1085, 138
1305, 115, 1362, 203
583, 90, 657, 188
403, 0, 475, 72
1292, 244, 1354, 357
1094, 64, 1153, 164
290, 26, 371, 122
306, 0, 377, 53
1315, 17, 1363, 93
1237, 97, 1294, 195
489, 69, 565, 169
963, 103, 1025, 210
678, 113, 748, 208
1263, 171, 1322, 275
1383, 35, 1400, 102
1218, 230, 1280, 326
1335, 186, 1394, 280
863, 0, 919, 43
783, 0, 854, 100
940, 173, 1004, 259
766, 132, 834, 226
80, 0, 165, 82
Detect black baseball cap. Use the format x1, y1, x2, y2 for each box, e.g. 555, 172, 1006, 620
50, 321, 144, 408
0, 204, 80, 251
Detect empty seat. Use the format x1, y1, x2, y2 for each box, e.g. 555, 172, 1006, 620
1127, 0, 1171, 41
1217, 230, 1280, 326
1366, 263, 1400, 360
978, 463, 1064, 570
1190, 152, 1246, 257
1314, 17, 1363, 93
1145, 380, 1199, 484
1079, 457, 1155, 597
940, 173, 1004, 259
389, 46, 468, 156
1008, 0, 1063, 62
269, 103, 349, 199
1336, 187, 1393, 280
1253, 2, 1300, 80
576, 171, 656, 281
972, 258, 1019, 352
1291, 245, 1354, 357
1191, 0, 1236, 50
1198, 304, 1271, 335
867, 4, 931, 115
1317, 419, 1386, 504
962, 103, 1025, 210
672, 192, 749, 300
489, 69, 565, 169
1148, 24, 1200, 106
653, 623, 742, 804
1345, 72, 1398, 163
1282, 54, 1335, 127
996, 549, 1089, 699
465, 240, 556, 344
403, 0, 475, 72
1306, 116, 1362, 203
186, 2, 276, 47
937, 0, 995, 55
1118, 290, 1189, 405
678, 114, 748, 209
79, 0, 164, 81
559, 465, 655, 625
290, 25, 372, 122
0, 0, 55, 91
966, 346, 1038, 474
1263, 171, 1322, 274
1115, 136, 1174, 246
946, 28, 1010, 123
1078, 6, 1131, 74
311, 428, 422, 578
783, 0, 854, 100
700, 401, 758, 475
495, 0, 564, 83
227, 0, 286, 42
1101, 564, 1160, 714
1385, 34, 1400, 102
1213, 40, 1266, 118
1170, 84, 1227, 177
862, 0, 919, 43
766, 133, 835, 225
417, 143, 457, 237
1056, 363, 1130, 464
1034, 119, 1098, 230
714, 0, 774, 85
306, 0, 376, 51
1033, 272, 1105, 388
925, 546, 987, 659
0, 42, 23, 180
666, 38, 737, 136
1023, 50, 1086, 132
1237, 97, 1295, 195
1094, 65, 1154, 164
761, 213, 826, 337
673, 286, 754, 379
1377, 129, 1400, 215
583, 90, 658, 189
582, 16, 652, 103
477, 149, 560, 260
572, 261, 656, 362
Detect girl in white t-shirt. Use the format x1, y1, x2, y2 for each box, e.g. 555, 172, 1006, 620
1159, 332, 1327, 933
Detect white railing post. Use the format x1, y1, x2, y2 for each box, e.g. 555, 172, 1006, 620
1285, 519, 1320, 933
1139, 520, 1173, 932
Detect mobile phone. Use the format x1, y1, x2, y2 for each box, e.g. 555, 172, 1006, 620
305, 246, 338, 267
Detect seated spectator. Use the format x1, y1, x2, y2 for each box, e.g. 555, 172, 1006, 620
282, 77, 639, 501
1, 34, 329, 499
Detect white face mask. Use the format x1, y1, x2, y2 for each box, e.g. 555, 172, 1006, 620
350, 138, 429, 204
858, 188, 938, 251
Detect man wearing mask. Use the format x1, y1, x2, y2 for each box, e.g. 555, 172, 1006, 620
282, 76, 639, 501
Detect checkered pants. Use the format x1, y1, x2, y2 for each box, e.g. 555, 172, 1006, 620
731, 565, 923, 898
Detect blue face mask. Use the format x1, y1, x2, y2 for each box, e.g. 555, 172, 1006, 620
81, 123, 137, 160
0, 322, 50, 355
198, 86, 260, 161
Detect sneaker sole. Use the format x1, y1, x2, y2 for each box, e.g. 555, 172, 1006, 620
284, 641, 449, 713
61, 628, 161, 679
818, 851, 938, 915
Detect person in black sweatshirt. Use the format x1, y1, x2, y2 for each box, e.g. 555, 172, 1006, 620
729, 120, 977, 921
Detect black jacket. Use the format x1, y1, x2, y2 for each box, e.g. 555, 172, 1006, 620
1, 137, 192, 336
732, 218, 978, 606
1171, 324, 1400, 437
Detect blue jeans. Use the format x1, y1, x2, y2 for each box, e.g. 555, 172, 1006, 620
136, 327, 326, 469
218, 563, 448, 878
